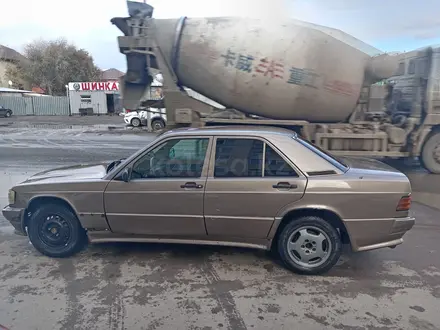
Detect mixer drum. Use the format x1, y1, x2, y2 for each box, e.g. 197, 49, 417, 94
154, 17, 371, 122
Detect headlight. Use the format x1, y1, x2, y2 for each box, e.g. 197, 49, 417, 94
8, 189, 16, 205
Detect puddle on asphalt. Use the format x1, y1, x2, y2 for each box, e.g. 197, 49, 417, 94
10, 123, 125, 130
0, 226, 15, 234
0, 122, 152, 133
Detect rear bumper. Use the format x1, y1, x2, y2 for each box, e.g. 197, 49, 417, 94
344, 216, 415, 252
2, 206, 26, 236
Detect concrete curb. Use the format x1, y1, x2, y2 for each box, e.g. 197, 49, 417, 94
82, 127, 157, 135
0, 126, 156, 136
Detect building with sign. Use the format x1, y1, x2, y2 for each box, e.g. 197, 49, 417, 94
67, 81, 122, 115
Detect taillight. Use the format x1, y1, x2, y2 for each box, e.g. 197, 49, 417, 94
396, 195, 411, 211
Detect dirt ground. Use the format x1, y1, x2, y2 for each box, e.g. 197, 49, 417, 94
0, 118, 439, 329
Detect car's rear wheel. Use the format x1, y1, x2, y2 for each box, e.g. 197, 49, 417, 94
5, 111, 12, 118
278, 216, 342, 275
131, 117, 141, 127
27, 204, 87, 258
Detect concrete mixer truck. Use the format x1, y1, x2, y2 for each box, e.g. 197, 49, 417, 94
111, 1, 440, 174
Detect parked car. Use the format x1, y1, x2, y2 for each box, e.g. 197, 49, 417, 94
0, 105, 12, 118
2, 126, 415, 275
123, 108, 166, 131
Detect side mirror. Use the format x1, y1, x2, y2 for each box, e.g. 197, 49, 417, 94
121, 168, 130, 182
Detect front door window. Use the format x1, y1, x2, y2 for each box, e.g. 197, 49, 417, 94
131, 138, 209, 179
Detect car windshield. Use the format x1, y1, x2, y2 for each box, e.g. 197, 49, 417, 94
294, 135, 349, 172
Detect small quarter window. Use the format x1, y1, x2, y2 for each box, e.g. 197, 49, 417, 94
264, 145, 298, 177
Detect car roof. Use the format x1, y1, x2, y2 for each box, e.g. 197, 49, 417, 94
161, 125, 298, 138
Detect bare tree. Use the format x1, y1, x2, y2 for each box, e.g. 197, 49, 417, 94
6, 38, 102, 95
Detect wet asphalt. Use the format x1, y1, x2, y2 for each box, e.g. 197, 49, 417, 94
0, 121, 439, 330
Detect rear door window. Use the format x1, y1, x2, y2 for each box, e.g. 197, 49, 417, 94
213, 138, 298, 178
214, 138, 264, 177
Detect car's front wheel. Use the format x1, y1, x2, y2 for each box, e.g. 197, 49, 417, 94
277, 216, 342, 275
27, 203, 88, 258
5, 111, 12, 118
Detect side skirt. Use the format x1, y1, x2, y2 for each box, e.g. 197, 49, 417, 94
87, 231, 271, 251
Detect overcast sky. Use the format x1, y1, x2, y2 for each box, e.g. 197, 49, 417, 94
1, 0, 439, 71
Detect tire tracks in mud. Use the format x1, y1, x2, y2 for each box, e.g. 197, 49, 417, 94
200, 258, 247, 330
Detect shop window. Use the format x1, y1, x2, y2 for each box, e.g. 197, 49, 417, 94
80, 95, 92, 103
396, 62, 405, 76
408, 59, 416, 75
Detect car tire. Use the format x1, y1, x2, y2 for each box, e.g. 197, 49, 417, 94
277, 216, 342, 275
151, 118, 165, 132
421, 131, 440, 174
131, 117, 141, 127
5, 111, 12, 118
27, 203, 88, 258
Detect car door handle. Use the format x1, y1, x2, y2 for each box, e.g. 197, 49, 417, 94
180, 182, 203, 189
272, 182, 298, 189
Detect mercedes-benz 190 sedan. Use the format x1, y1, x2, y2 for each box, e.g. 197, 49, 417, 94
2, 126, 415, 275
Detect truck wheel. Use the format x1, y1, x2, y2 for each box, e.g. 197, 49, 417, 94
27, 204, 88, 258
131, 118, 141, 127
421, 132, 440, 174
277, 216, 342, 275
151, 118, 165, 131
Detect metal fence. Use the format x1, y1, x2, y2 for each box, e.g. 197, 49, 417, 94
0, 96, 70, 116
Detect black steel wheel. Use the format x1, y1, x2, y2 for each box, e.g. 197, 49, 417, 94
27, 203, 87, 258
277, 216, 342, 275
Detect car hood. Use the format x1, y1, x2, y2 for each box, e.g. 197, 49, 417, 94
22, 163, 109, 184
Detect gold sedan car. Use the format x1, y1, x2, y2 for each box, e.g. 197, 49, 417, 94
2, 126, 415, 275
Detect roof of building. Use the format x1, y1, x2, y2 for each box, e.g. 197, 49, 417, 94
102, 68, 124, 80
0, 87, 33, 93
0, 45, 27, 63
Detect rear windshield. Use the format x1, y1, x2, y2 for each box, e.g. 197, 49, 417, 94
293, 136, 349, 173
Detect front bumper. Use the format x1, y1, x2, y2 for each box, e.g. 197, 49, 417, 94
2, 206, 26, 236
344, 216, 415, 252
